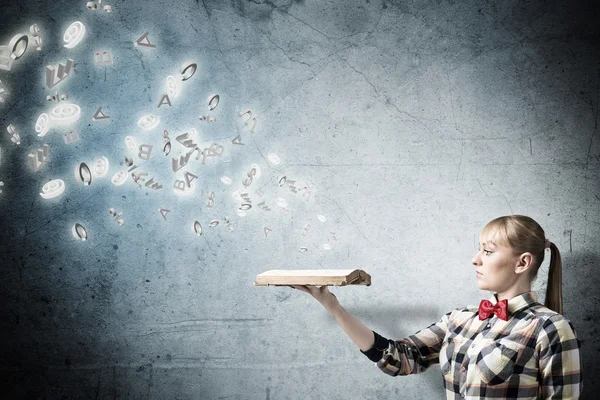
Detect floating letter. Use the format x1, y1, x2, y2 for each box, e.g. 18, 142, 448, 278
92, 107, 110, 120
157, 94, 171, 108
134, 32, 156, 48
63, 22, 86, 49
46, 59, 74, 89
179, 62, 197, 81
137, 114, 160, 131
159, 208, 170, 220
40, 179, 65, 199
184, 171, 198, 187
138, 144, 153, 160
28, 144, 50, 171
94, 50, 113, 65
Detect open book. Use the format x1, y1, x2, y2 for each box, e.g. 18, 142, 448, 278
253, 269, 371, 286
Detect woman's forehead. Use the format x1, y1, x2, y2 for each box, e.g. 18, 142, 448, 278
480, 231, 500, 245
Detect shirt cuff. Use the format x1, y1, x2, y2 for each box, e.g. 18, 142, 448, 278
360, 330, 392, 362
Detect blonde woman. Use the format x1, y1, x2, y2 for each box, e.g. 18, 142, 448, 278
291, 215, 583, 399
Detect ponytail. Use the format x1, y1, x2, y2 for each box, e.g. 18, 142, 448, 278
544, 241, 563, 314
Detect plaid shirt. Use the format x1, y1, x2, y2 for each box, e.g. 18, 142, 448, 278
360, 291, 583, 399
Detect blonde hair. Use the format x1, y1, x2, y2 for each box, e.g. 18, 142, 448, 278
480, 215, 563, 314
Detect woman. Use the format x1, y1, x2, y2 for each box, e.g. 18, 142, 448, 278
291, 215, 583, 399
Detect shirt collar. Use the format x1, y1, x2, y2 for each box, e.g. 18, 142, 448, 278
488, 291, 538, 317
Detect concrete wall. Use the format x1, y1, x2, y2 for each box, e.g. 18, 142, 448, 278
1, 0, 598, 398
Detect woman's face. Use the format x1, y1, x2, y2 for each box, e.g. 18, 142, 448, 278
471, 232, 519, 293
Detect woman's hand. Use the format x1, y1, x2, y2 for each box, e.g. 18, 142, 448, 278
289, 285, 340, 312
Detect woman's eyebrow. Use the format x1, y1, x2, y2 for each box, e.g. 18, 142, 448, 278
479, 241, 496, 247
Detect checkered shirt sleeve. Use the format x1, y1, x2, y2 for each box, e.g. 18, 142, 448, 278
537, 315, 583, 399
360, 309, 453, 376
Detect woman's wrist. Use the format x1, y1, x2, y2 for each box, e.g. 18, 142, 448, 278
323, 298, 342, 316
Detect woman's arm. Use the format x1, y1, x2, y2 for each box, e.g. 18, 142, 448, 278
325, 290, 452, 376
537, 315, 583, 399
327, 301, 380, 351
290, 285, 451, 376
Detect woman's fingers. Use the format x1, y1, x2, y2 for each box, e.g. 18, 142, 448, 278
289, 284, 310, 293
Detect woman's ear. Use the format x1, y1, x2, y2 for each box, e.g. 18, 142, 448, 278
514, 252, 534, 275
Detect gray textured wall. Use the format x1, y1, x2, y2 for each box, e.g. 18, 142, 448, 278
1, 0, 599, 399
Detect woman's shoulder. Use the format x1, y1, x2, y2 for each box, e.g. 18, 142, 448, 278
443, 304, 480, 324
525, 303, 577, 329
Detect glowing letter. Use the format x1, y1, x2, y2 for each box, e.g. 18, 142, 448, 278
35, 113, 51, 137
93, 156, 109, 178
40, 179, 65, 199
63, 21, 86, 49
137, 114, 160, 131
27, 144, 50, 171
45, 59, 74, 89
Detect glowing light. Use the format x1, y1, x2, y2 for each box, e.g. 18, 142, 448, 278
74, 162, 93, 185
40, 179, 65, 199
276, 198, 288, 207
166, 76, 179, 97
49, 103, 81, 125
111, 171, 128, 186
93, 156, 109, 178
137, 114, 160, 131
125, 136, 137, 152
46, 59, 74, 88
63, 21, 86, 49
268, 152, 281, 165
0, 34, 29, 71
28, 144, 50, 171
29, 24, 43, 51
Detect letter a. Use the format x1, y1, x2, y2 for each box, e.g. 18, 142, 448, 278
134, 32, 156, 48
157, 94, 171, 108
92, 107, 110, 120
159, 208, 170, 220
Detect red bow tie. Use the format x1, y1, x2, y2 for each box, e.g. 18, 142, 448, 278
478, 299, 509, 321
